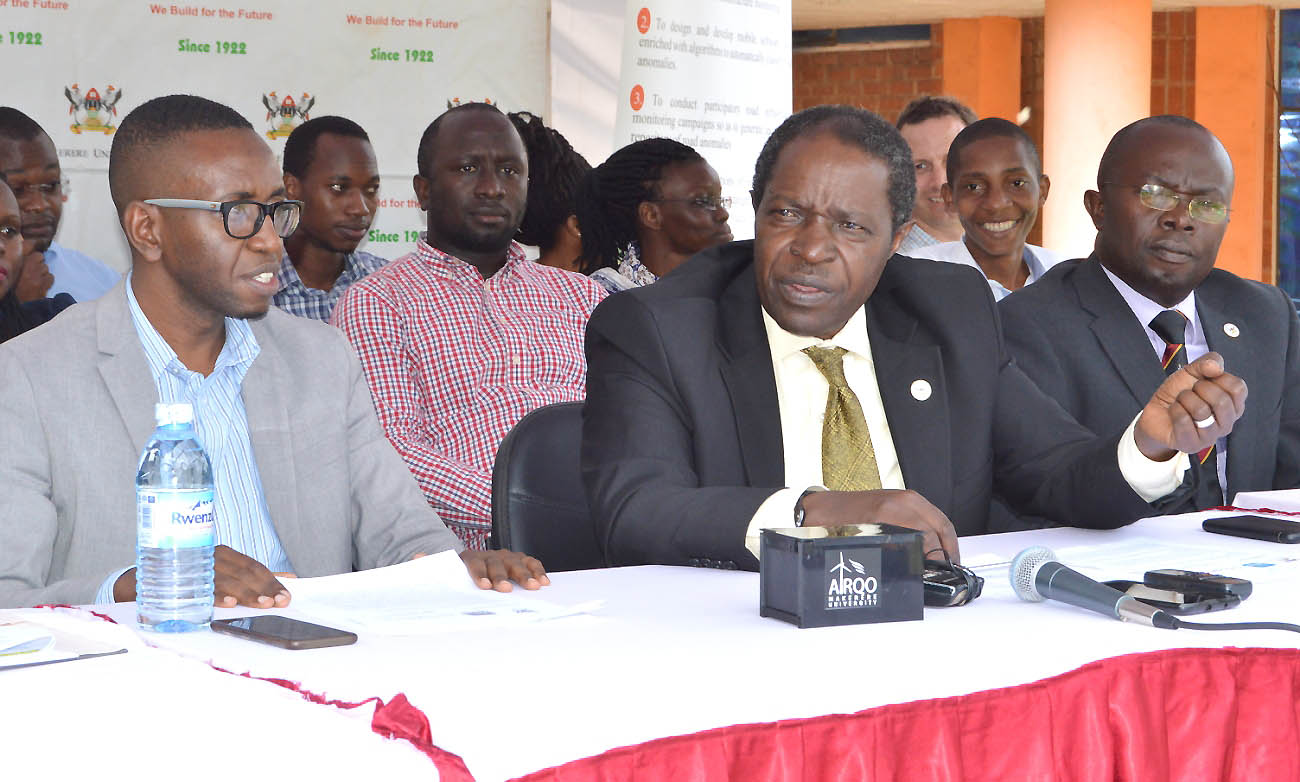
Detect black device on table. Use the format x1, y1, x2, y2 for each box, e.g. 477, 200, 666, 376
1101, 568, 1252, 615
210, 615, 357, 650
1143, 568, 1253, 600
923, 558, 984, 607
1101, 580, 1241, 615
1203, 514, 1300, 544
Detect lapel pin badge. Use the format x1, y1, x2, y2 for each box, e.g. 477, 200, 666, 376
910, 379, 932, 401
1223, 323, 1240, 338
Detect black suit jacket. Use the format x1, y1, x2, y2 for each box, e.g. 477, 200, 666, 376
582, 241, 1156, 569
999, 255, 1300, 511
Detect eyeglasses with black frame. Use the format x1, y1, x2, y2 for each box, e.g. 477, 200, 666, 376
1100, 182, 1230, 225
647, 195, 733, 212
143, 198, 303, 239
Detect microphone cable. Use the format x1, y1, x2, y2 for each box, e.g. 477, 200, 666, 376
1166, 617, 1300, 634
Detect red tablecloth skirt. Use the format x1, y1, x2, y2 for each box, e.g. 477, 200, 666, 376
514, 646, 1300, 781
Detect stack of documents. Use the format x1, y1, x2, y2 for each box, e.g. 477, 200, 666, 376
288, 551, 602, 634
0, 614, 127, 670
1233, 490, 1300, 513
0, 621, 54, 659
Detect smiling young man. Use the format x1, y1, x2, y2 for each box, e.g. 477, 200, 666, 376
274, 116, 387, 321
0, 95, 546, 609
908, 118, 1063, 301
0, 107, 121, 303
1000, 115, 1300, 512
581, 105, 1249, 569
333, 102, 605, 550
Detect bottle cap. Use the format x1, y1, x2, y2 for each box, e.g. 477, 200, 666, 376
154, 402, 195, 426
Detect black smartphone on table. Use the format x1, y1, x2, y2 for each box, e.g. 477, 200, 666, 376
210, 616, 357, 650
1144, 568, 1254, 600
1102, 580, 1241, 615
1202, 514, 1300, 544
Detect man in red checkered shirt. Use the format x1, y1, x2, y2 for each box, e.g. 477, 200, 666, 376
333, 103, 605, 550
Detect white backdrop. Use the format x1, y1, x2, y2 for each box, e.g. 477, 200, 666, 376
0, 0, 549, 273
611, 0, 791, 240
1, 0, 791, 273
549, 0, 625, 169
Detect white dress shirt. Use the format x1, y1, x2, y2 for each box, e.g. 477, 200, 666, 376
744, 302, 1187, 558
906, 239, 1065, 301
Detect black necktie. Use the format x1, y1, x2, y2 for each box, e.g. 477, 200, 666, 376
1148, 310, 1222, 508
1149, 309, 1188, 376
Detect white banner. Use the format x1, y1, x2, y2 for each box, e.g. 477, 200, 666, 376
612, 0, 792, 240
0, 0, 549, 274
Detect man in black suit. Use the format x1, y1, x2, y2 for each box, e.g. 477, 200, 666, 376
581, 105, 1246, 569
1000, 115, 1300, 512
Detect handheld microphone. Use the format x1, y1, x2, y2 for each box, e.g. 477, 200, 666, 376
1009, 547, 1177, 629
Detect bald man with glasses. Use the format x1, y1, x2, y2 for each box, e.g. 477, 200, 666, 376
999, 115, 1300, 515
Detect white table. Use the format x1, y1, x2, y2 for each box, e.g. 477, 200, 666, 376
0, 607, 435, 778
7, 510, 1300, 781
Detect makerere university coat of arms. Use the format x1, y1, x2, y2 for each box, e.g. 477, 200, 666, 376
262, 92, 315, 139
65, 84, 122, 135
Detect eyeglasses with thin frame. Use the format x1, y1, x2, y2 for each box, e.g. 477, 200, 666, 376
648, 195, 732, 212
143, 198, 303, 239
7, 180, 62, 201
1100, 182, 1230, 225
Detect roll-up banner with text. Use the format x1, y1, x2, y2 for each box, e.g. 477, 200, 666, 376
612, 0, 792, 241
0, 0, 548, 273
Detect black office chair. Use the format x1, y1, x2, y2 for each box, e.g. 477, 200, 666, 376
490, 402, 606, 571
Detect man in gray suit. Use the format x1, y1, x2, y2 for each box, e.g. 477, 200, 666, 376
1000, 115, 1300, 514
0, 94, 547, 609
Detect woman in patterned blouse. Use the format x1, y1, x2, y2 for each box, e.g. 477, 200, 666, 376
576, 138, 733, 293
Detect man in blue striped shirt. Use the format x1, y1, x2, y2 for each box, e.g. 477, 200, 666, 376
0, 95, 548, 609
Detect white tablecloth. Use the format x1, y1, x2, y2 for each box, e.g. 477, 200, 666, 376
8, 510, 1300, 781
0, 607, 435, 779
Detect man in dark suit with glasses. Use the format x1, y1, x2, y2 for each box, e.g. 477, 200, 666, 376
1000, 115, 1300, 514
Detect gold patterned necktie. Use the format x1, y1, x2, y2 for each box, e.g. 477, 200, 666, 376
802, 346, 882, 491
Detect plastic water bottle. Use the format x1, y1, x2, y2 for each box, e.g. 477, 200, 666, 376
135, 402, 215, 632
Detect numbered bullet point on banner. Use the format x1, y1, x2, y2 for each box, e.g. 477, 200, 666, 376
629, 84, 645, 111
636, 7, 651, 34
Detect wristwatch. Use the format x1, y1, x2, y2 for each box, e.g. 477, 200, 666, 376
793, 486, 828, 527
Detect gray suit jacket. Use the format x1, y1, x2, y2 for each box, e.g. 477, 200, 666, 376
999, 256, 1300, 512
0, 281, 463, 608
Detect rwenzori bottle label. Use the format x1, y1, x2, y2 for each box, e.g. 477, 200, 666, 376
137, 489, 215, 549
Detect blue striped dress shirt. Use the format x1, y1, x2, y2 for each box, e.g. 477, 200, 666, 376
93, 281, 291, 603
